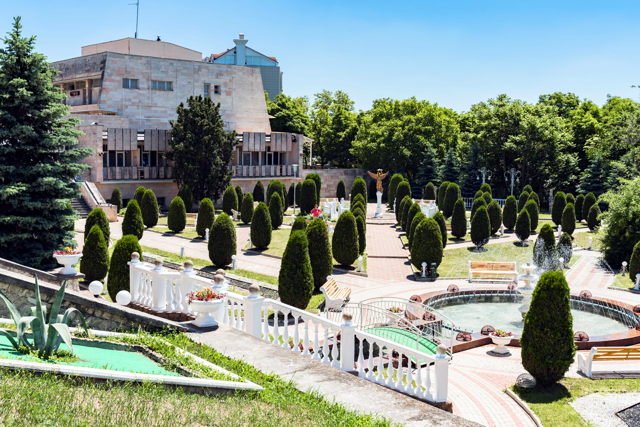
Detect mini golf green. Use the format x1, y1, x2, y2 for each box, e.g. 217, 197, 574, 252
0, 335, 180, 377
364, 326, 438, 356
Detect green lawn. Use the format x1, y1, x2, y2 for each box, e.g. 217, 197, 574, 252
245, 228, 292, 258
512, 378, 640, 426
573, 230, 601, 251
611, 273, 636, 289
156, 216, 195, 226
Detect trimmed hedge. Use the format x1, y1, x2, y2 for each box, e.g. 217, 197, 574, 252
474, 190, 483, 200
401, 195, 412, 230
336, 180, 346, 200
503, 195, 518, 230
80, 224, 109, 282
111, 188, 123, 213
433, 211, 447, 249
406, 203, 421, 246
575, 194, 585, 222
470, 206, 491, 249
85, 208, 110, 243
266, 180, 280, 207
480, 183, 492, 195
269, 192, 284, 230
437, 181, 450, 208
551, 191, 566, 226
295, 182, 301, 206
518, 191, 530, 213
332, 211, 359, 266
141, 189, 159, 228
108, 235, 142, 301
352, 193, 366, 208
300, 179, 317, 214
351, 201, 366, 217
521, 271, 576, 386
278, 230, 314, 309
558, 232, 573, 265
443, 183, 461, 219
451, 199, 467, 239
516, 209, 531, 243
167, 197, 187, 232
523, 184, 533, 194
409, 212, 426, 251
534, 224, 558, 271
398, 195, 410, 229
629, 240, 640, 284
411, 218, 443, 270
482, 192, 492, 206
208, 213, 236, 268
582, 192, 597, 221
134, 186, 146, 206
388, 174, 403, 208
566, 193, 575, 206
177, 184, 193, 213
351, 177, 367, 204
279, 181, 288, 212
394, 180, 411, 222
487, 200, 503, 235
122, 199, 144, 239
356, 216, 367, 255
241, 192, 254, 224
288, 183, 295, 206
587, 204, 601, 231
196, 198, 215, 237
307, 173, 322, 203
223, 185, 238, 215
470, 197, 487, 221
306, 218, 333, 291
292, 215, 307, 232
561, 203, 576, 235
525, 199, 539, 231
424, 182, 436, 200
250, 202, 272, 249
528, 191, 540, 208
235, 185, 244, 207
253, 181, 265, 202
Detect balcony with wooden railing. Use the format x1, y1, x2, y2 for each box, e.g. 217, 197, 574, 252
103, 166, 173, 181
232, 164, 296, 178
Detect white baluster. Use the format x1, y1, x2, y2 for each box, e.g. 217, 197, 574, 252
236, 301, 244, 331
376, 343, 385, 383
366, 339, 375, 380
424, 365, 433, 401
414, 362, 423, 396
386, 348, 396, 386
281, 310, 290, 348
221, 300, 230, 325
272, 308, 280, 345
395, 351, 404, 389
312, 322, 321, 361
357, 338, 365, 376
262, 306, 270, 341
302, 317, 311, 357
331, 326, 340, 368
164, 277, 173, 311
405, 357, 413, 393
228, 300, 236, 328
292, 315, 301, 354
321, 326, 330, 365
175, 274, 183, 312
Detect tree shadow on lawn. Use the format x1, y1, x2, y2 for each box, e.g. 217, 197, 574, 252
514, 382, 573, 405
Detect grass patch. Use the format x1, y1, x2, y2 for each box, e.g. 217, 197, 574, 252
306, 292, 325, 314
149, 227, 201, 239
244, 228, 292, 258
156, 216, 194, 226
573, 230, 602, 251
512, 377, 640, 427
611, 273, 635, 289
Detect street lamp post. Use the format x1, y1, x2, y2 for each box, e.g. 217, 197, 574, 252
504, 168, 521, 196
476, 167, 492, 185
292, 164, 299, 216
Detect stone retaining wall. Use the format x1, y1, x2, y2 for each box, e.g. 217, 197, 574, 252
301, 168, 371, 200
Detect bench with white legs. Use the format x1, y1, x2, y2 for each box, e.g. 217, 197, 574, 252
320, 276, 351, 311
578, 347, 640, 378
468, 261, 517, 283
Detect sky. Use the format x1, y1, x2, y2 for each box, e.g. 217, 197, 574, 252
1, 0, 639, 112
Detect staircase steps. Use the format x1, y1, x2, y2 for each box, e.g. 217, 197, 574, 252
71, 197, 92, 218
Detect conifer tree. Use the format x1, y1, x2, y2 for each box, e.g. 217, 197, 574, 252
516, 209, 531, 243
80, 225, 109, 282
480, 183, 492, 196
84, 208, 110, 243
518, 191, 530, 213
241, 192, 254, 224
534, 224, 558, 271
122, 200, 144, 239
523, 184, 533, 194
196, 198, 215, 237
424, 182, 436, 200
587, 204, 601, 231
470, 197, 486, 220
269, 192, 283, 230
167, 196, 187, 232
437, 181, 450, 209
459, 143, 484, 197
438, 147, 460, 183
253, 181, 265, 202
306, 218, 333, 291
409, 212, 426, 250
177, 184, 193, 213
414, 144, 440, 188
443, 183, 461, 219
222, 185, 238, 215
278, 230, 314, 309
575, 194, 585, 222
394, 180, 412, 222
388, 174, 404, 209
111, 188, 123, 213
487, 200, 503, 235
562, 203, 576, 235
551, 192, 566, 227
525, 199, 539, 231
0, 18, 90, 268
411, 218, 443, 270
578, 155, 608, 195
235, 185, 244, 207
503, 196, 518, 230
208, 213, 236, 268
134, 186, 146, 206
433, 211, 447, 248
251, 202, 272, 248
141, 189, 159, 228
582, 192, 596, 221
306, 173, 322, 203
471, 206, 491, 249
406, 203, 422, 246
451, 199, 468, 239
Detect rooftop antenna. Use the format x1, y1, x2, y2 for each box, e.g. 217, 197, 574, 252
129, 0, 140, 38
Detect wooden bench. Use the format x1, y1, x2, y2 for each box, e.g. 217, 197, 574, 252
578, 347, 640, 378
468, 261, 517, 283
320, 276, 352, 311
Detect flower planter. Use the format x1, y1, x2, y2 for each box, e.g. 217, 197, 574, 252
53, 254, 82, 275
190, 299, 225, 328
489, 334, 512, 354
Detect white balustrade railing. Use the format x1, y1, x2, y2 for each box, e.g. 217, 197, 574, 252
127, 253, 450, 403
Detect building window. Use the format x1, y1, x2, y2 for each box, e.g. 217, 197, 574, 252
204, 84, 210, 98
122, 78, 139, 89
151, 80, 173, 91
214, 85, 221, 95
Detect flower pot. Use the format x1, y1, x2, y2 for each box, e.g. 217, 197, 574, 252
53, 254, 82, 275
489, 334, 512, 354
190, 299, 225, 328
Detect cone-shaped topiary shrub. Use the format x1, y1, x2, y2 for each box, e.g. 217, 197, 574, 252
292, 215, 307, 232
388, 174, 403, 208
278, 181, 288, 214
424, 182, 436, 200
288, 183, 295, 206
523, 184, 533, 194
629, 240, 640, 285
134, 186, 146, 206
521, 271, 576, 386
471, 206, 491, 249
122, 200, 144, 239
398, 195, 411, 229
443, 183, 461, 219
437, 181, 450, 208
111, 188, 123, 213
470, 197, 487, 220
353, 193, 366, 206
534, 223, 558, 271
411, 218, 443, 270
266, 180, 280, 207
566, 193, 575, 206
518, 191, 530, 213
516, 209, 531, 243
406, 203, 421, 245
352, 206, 366, 224
351, 177, 367, 204
269, 192, 283, 230
480, 183, 492, 195
279, 230, 314, 309
141, 189, 159, 228
241, 192, 254, 224
368, 178, 377, 200
85, 208, 110, 243
253, 181, 265, 202
306, 218, 333, 291
295, 182, 302, 206
337, 179, 346, 200
487, 200, 503, 235
108, 235, 142, 301
395, 181, 412, 222
177, 184, 193, 213
558, 232, 573, 265
562, 203, 576, 235
80, 225, 109, 282
167, 197, 187, 232
235, 185, 244, 207
222, 185, 238, 215
528, 191, 540, 208
251, 202, 272, 249
351, 201, 365, 217
503, 196, 518, 230
196, 198, 215, 237
433, 211, 447, 249
525, 199, 539, 231
300, 179, 317, 214
332, 211, 359, 266
582, 192, 596, 221
482, 192, 492, 206
451, 199, 467, 239
409, 212, 426, 251
575, 194, 585, 222
474, 190, 483, 200
208, 213, 236, 268
401, 195, 413, 230
307, 173, 322, 203
587, 204, 601, 231
552, 192, 566, 226
356, 216, 367, 255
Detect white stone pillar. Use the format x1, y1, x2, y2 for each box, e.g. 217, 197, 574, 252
434, 344, 450, 402
339, 313, 356, 371
244, 284, 265, 338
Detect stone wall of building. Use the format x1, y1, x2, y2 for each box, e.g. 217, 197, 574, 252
301, 169, 371, 200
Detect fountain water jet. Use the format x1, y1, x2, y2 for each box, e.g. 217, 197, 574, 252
517, 263, 537, 319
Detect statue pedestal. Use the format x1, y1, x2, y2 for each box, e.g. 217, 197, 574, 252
375, 191, 383, 217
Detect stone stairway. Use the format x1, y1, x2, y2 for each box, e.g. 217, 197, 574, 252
71, 197, 91, 218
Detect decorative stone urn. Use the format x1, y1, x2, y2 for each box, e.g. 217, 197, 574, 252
489, 334, 512, 354
190, 299, 225, 327
53, 254, 82, 275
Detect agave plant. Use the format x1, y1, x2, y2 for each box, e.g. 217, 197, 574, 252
0, 276, 88, 358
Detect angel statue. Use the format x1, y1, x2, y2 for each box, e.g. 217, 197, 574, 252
367, 169, 389, 193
